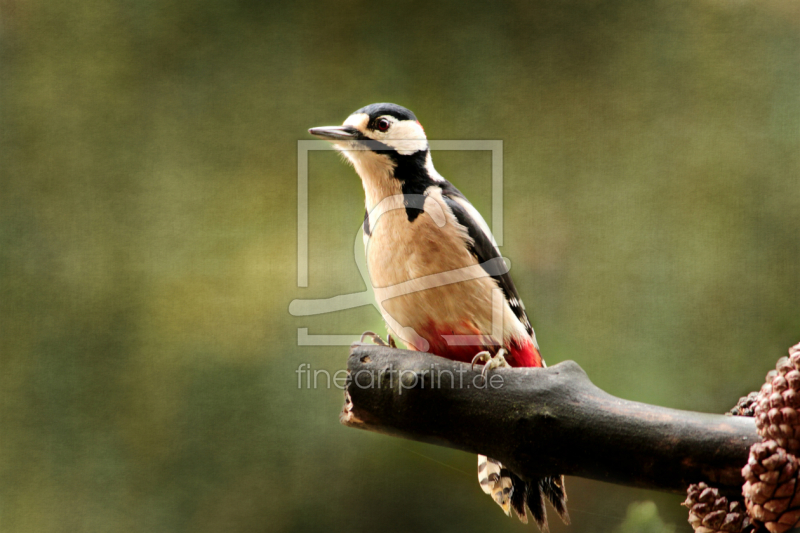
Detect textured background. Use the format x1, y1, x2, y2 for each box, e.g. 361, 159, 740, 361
1, 1, 799, 531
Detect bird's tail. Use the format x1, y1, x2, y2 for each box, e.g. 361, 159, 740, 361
478, 455, 569, 531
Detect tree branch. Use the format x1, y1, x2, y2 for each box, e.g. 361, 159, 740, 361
340, 344, 759, 495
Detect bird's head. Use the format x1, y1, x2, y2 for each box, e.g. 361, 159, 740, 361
309, 103, 428, 164
309, 103, 442, 210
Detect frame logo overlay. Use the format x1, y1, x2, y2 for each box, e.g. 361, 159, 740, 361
290, 140, 506, 348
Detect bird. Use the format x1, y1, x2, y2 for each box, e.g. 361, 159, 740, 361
309, 103, 568, 530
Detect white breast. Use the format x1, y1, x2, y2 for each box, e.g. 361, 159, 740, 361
365, 187, 526, 350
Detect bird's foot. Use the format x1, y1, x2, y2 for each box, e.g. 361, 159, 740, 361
471, 348, 510, 380
359, 331, 397, 348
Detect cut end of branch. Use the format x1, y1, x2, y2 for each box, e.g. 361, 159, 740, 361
339, 393, 368, 430
339, 373, 377, 430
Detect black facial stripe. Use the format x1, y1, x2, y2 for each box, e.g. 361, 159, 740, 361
350, 135, 430, 222
389, 150, 432, 222
349, 102, 428, 222
351, 134, 395, 152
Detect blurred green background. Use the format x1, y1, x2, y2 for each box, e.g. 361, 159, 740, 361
1, 1, 798, 531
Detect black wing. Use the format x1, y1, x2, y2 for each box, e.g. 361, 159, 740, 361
439, 182, 534, 337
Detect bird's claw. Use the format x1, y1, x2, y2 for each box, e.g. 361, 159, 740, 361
360, 331, 397, 348
471, 349, 510, 380
470, 351, 491, 369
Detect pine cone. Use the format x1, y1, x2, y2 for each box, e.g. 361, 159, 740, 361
742, 441, 800, 533
683, 483, 752, 533
753, 343, 800, 452
730, 392, 759, 417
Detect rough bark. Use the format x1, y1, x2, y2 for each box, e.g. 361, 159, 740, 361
340, 344, 759, 495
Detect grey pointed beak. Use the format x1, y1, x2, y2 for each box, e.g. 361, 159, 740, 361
308, 125, 360, 141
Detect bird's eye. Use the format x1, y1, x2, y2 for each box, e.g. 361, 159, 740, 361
376, 118, 391, 132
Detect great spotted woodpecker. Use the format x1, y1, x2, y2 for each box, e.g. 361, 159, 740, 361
309, 103, 568, 530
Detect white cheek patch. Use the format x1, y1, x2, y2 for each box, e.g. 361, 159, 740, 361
382, 119, 428, 155
342, 114, 428, 156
